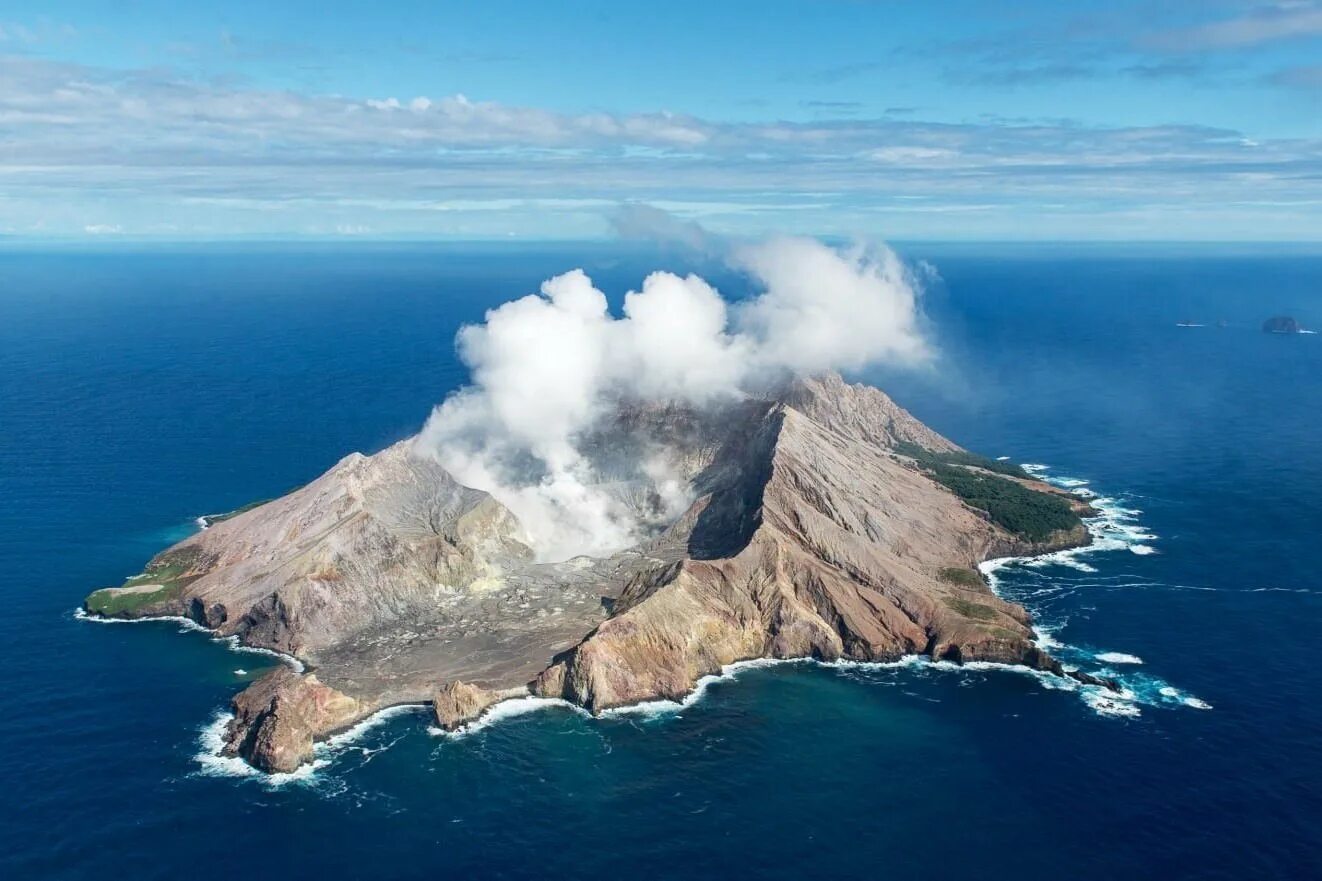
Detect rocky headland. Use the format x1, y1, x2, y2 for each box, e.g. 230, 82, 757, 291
85, 373, 1104, 773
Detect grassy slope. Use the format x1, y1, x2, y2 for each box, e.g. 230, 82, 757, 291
897, 444, 1082, 542
84, 548, 204, 616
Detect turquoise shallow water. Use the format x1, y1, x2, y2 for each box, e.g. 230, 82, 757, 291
1, 244, 1320, 879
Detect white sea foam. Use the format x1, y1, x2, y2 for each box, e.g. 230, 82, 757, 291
1157, 685, 1213, 710
324, 704, 429, 749
431, 696, 584, 738
1024, 553, 1098, 573
195, 704, 431, 784
974, 463, 1217, 720
202, 642, 1206, 782
75, 608, 305, 672
211, 635, 305, 672
1082, 691, 1142, 718
1032, 625, 1066, 650
428, 658, 812, 738
75, 607, 208, 632
1095, 652, 1144, 665
829, 654, 1083, 696
194, 711, 327, 785
601, 657, 799, 719
984, 469, 1156, 580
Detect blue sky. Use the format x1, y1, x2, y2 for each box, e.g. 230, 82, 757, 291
3, 1, 1322, 240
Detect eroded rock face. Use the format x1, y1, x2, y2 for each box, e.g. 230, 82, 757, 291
223, 668, 361, 773
432, 681, 515, 730
539, 387, 1070, 710
89, 372, 1097, 771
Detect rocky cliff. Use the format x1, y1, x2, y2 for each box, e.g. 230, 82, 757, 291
86, 372, 1096, 773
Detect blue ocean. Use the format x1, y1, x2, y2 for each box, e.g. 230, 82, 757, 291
1, 243, 1320, 879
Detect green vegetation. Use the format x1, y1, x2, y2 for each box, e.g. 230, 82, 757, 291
894, 442, 1030, 479
85, 581, 184, 616
938, 567, 984, 587
83, 547, 204, 616
942, 597, 998, 621
928, 463, 1079, 541
897, 443, 1080, 542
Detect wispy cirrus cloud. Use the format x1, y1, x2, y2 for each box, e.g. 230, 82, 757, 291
913, 4, 1315, 90
1147, 2, 1322, 50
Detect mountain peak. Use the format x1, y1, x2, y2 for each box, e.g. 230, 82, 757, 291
778, 371, 959, 452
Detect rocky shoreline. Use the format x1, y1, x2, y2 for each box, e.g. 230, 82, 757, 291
84, 373, 1119, 774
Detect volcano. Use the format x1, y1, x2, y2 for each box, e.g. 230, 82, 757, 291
86, 373, 1099, 773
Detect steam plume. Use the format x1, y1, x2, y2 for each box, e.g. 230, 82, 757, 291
416, 234, 930, 561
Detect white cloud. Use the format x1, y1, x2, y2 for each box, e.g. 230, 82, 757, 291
733, 237, 929, 375
1152, 3, 1322, 49
416, 235, 929, 561
866, 146, 960, 165
1, 54, 1321, 239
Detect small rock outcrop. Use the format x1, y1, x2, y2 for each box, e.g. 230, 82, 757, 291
222, 668, 361, 773
1263, 316, 1304, 333
432, 681, 521, 730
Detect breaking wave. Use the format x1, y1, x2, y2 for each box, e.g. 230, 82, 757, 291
429, 659, 806, 737
980, 463, 1209, 718
194, 711, 327, 786
194, 704, 432, 787
1095, 652, 1144, 665
598, 658, 800, 720
325, 704, 430, 750
75, 607, 306, 672
429, 696, 580, 738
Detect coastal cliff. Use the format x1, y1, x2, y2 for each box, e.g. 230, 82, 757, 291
86, 373, 1098, 773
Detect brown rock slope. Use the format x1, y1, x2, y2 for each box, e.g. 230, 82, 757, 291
535, 377, 1075, 710
85, 373, 1093, 772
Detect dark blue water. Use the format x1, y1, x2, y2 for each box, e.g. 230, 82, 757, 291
2, 244, 1320, 880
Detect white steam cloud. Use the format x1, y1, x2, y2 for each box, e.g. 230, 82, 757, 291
415, 235, 930, 562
